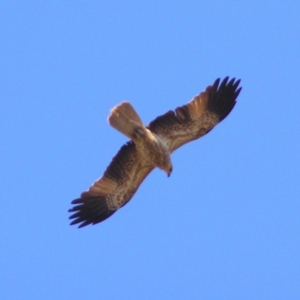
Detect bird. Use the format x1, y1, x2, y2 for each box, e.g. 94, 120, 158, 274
69, 77, 242, 228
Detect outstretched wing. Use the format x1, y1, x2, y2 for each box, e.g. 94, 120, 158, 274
69, 141, 154, 228
148, 77, 241, 152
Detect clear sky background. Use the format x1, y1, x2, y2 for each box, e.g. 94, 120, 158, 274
1, 1, 300, 299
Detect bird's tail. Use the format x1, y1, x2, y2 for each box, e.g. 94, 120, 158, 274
108, 101, 145, 140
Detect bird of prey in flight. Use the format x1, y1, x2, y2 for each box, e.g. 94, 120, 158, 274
69, 77, 242, 228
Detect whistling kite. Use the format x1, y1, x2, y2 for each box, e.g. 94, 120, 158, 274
69, 77, 242, 227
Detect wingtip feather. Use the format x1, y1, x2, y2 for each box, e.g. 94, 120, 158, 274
207, 77, 242, 122
68, 196, 116, 228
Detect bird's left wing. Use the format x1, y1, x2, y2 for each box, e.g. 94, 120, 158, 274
147, 77, 241, 152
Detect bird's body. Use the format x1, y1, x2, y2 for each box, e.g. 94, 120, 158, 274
69, 77, 242, 227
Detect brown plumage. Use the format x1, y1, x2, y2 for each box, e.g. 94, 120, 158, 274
69, 77, 242, 228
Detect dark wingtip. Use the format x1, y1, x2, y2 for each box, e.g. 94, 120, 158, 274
207, 77, 242, 122
68, 196, 116, 228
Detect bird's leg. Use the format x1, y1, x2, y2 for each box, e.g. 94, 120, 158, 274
134, 128, 145, 138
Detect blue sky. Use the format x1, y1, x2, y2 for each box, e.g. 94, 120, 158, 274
1, 1, 300, 299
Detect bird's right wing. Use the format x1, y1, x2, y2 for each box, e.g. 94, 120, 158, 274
69, 141, 155, 228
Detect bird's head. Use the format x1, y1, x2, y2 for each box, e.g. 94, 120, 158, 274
162, 160, 173, 177
158, 149, 173, 177
167, 165, 173, 177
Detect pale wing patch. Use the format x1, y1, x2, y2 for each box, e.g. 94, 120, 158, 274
187, 91, 208, 121
81, 177, 118, 198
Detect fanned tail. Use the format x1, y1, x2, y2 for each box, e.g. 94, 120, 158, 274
108, 101, 145, 140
